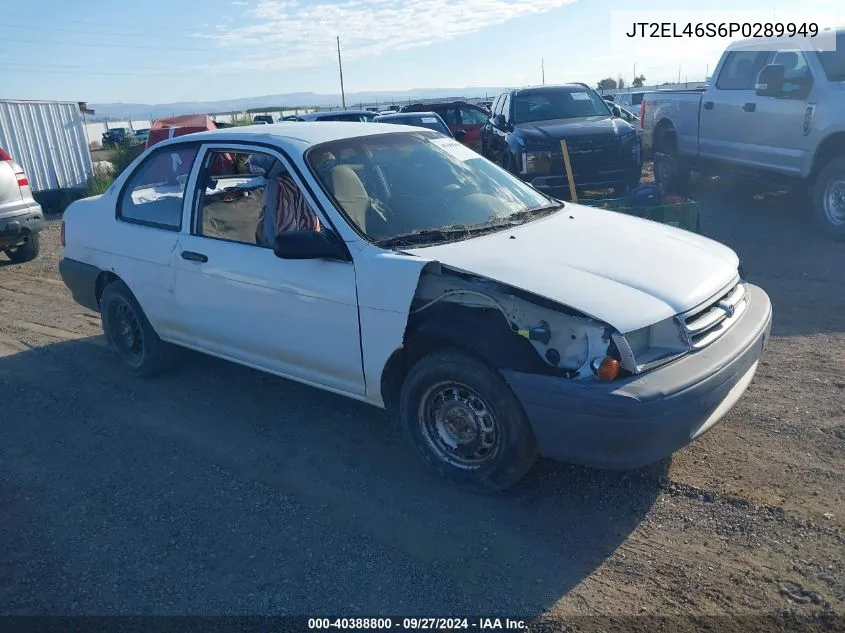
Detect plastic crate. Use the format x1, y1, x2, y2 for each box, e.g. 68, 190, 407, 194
578, 198, 701, 234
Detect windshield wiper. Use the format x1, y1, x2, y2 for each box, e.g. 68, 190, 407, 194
376, 225, 481, 249
377, 204, 565, 249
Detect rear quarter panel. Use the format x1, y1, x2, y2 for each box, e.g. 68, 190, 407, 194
643, 92, 703, 158
62, 177, 183, 337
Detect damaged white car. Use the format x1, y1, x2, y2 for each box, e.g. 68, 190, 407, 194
59, 123, 773, 492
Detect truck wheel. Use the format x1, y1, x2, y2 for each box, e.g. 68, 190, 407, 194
7, 232, 40, 263
100, 279, 176, 378
813, 157, 845, 241
654, 131, 690, 196
399, 349, 538, 493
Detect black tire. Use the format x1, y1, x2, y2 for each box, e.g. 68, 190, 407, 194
654, 130, 690, 196
100, 279, 176, 377
812, 156, 845, 241
399, 349, 538, 493
7, 232, 40, 263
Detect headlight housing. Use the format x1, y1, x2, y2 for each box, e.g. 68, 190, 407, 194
614, 317, 690, 373
521, 151, 552, 175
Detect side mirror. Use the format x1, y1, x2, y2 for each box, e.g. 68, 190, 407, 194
611, 105, 622, 118
756, 64, 785, 97
493, 114, 506, 128
453, 129, 467, 140
273, 229, 348, 261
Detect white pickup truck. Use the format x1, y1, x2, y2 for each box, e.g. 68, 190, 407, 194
641, 29, 845, 240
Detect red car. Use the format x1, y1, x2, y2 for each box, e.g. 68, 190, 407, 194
399, 101, 489, 152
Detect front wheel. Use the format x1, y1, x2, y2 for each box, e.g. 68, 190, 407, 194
813, 157, 845, 241
399, 349, 538, 493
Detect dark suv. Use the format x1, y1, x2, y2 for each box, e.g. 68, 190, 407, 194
481, 84, 642, 198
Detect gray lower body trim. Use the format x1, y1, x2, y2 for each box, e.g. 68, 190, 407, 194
501, 284, 773, 469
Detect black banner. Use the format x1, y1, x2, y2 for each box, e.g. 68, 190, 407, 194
0, 615, 843, 633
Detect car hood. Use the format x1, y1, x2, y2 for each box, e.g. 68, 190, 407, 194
514, 116, 629, 142
405, 205, 739, 333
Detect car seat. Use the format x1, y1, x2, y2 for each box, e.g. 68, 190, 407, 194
327, 165, 369, 232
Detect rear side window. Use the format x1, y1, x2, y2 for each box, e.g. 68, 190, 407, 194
118, 145, 200, 230
716, 50, 771, 90
440, 107, 460, 127
459, 106, 489, 125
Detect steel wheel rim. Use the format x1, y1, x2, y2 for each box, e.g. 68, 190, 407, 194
823, 178, 845, 226
418, 381, 502, 470
107, 298, 144, 366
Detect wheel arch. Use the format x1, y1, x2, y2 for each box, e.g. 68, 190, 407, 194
809, 132, 845, 184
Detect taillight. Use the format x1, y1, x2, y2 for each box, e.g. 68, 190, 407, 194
639, 99, 646, 128
16, 173, 28, 187
61, 222, 66, 247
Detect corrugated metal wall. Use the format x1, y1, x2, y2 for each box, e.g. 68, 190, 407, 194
0, 100, 94, 193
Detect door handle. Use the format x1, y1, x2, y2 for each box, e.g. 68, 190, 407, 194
703, 101, 714, 110
181, 251, 208, 263
743, 102, 757, 112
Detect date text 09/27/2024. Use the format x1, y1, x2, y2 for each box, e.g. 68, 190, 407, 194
307, 617, 527, 630
625, 22, 819, 38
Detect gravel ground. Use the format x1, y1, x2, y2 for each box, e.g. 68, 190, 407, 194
0, 174, 843, 631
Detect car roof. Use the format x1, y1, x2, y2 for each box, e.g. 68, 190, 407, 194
405, 100, 479, 108
299, 110, 373, 119
375, 111, 442, 120
730, 26, 843, 50
513, 83, 591, 95
149, 121, 414, 149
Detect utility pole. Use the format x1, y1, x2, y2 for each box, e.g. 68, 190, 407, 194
337, 36, 346, 109
633, 62, 636, 84
541, 58, 545, 85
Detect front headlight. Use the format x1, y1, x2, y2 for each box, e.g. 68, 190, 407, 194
618, 317, 690, 372
521, 151, 552, 175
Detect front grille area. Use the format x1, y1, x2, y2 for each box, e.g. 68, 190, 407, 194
682, 279, 748, 349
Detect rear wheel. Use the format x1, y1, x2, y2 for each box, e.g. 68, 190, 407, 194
6, 232, 40, 263
100, 279, 177, 377
813, 156, 845, 241
399, 349, 538, 493
654, 130, 690, 196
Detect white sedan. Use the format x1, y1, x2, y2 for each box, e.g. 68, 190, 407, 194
59, 122, 772, 492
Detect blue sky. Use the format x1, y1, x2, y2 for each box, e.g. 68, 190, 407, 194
1, 0, 839, 104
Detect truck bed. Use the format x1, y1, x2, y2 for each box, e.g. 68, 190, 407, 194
640, 91, 705, 157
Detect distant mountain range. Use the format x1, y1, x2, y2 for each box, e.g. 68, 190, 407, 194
89, 87, 508, 121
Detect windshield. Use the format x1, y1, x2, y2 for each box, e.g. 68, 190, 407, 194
306, 131, 555, 245
817, 33, 845, 80
378, 115, 450, 135
512, 88, 611, 124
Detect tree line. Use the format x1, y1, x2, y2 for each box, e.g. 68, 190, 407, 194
596, 75, 646, 90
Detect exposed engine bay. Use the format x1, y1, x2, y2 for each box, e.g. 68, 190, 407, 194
409, 266, 616, 379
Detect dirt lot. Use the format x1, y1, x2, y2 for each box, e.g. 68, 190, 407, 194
0, 174, 843, 631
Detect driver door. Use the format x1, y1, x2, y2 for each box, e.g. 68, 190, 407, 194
173, 143, 364, 396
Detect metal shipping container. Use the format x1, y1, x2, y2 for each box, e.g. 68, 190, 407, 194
0, 100, 93, 194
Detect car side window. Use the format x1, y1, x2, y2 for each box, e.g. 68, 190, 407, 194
716, 50, 771, 90
491, 95, 502, 117
194, 149, 323, 248
459, 107, 488, 125
771, 49, 813, 98
118, 145, 200, 230
501, 95, 511, 121
441, 107, 460, 126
